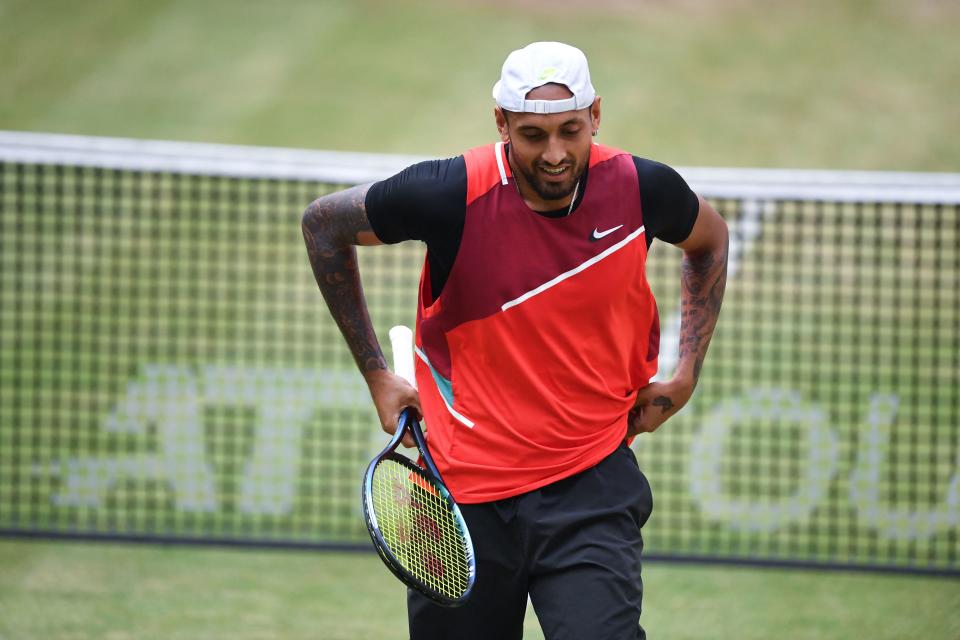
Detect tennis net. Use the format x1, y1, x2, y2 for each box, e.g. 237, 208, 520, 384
1, 131, 957, 574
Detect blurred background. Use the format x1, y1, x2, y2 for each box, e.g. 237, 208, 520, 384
2, 0, 958, 168
1, 0, 958, 638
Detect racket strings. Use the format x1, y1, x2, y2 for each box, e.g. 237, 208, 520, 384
370, 458, 471, 600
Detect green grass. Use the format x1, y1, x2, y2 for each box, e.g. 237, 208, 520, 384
1, 0, 958, 170
0, 540, 958, 640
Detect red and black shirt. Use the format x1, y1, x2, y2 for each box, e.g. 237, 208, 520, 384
366, 143, 698, 503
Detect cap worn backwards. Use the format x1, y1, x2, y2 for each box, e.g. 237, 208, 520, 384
492, 42, 596, 115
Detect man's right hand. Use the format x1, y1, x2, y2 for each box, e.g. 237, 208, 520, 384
365, 369, 422, 448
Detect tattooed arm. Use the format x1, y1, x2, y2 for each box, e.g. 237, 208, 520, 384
630, 195, 728, 435
301, 184, 420, 443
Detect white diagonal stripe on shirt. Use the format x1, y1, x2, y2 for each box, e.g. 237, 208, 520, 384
501, 225, 645, 312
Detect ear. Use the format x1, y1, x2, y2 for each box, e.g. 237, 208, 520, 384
494, 107, 510, 143
590, 96, 602, 134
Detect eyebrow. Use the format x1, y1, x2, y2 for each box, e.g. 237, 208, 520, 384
516, 119, 583, 131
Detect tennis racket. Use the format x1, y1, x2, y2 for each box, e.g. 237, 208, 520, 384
361, 325, 476, 607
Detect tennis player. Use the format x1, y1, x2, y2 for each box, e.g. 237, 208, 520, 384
302, 41, 728, 640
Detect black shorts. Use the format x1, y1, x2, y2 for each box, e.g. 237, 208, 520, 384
408, 443, 654, 640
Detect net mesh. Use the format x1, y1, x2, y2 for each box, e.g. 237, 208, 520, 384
0, 148, 957, 574
368, 457, 471, 600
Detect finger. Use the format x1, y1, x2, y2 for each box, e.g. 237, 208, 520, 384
633, 404, 665, 434
403, 397, 423, 420
381, 417, 398, 437
627, 405, 641, 436
405, 394, 423, 420
379, 403, 405, 435
630, 407, 651, 435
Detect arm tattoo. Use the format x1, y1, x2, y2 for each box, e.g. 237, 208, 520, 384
652, 395, 674, 414
301, 184, 387, 374
679, 239, 729, 386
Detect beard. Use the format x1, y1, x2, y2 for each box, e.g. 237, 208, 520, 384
514, 159, 586, 204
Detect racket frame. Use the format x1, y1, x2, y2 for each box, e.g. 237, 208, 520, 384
362, 407, 477, 607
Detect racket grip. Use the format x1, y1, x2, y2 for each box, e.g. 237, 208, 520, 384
388, 325, 416, 388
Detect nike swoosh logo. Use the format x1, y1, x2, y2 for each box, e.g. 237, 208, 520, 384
591, 224, 624, 241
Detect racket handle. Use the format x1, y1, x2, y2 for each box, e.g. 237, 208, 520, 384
388, 325, 416, 388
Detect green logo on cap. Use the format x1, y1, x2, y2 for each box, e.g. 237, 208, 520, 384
538, 67, 558, 81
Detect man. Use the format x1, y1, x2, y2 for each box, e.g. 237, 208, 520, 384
302, 42, 728, 640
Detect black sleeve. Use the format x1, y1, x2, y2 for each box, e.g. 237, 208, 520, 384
633, 157, 700, 245
365, 156, 466, 246
364, 156, 467, 298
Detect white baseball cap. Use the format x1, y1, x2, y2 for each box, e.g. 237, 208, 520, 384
492, 42, 597, 114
